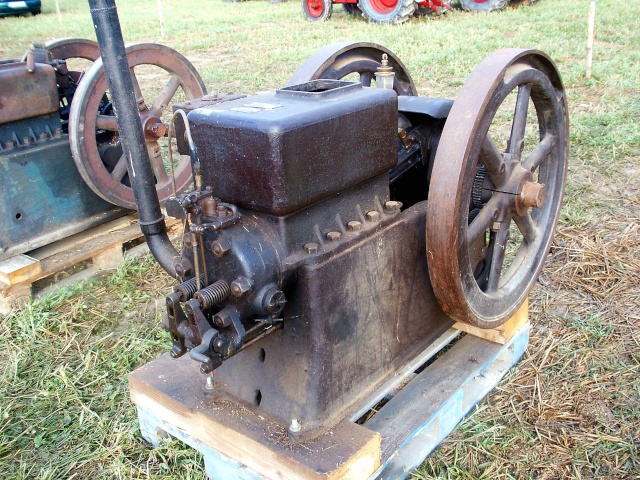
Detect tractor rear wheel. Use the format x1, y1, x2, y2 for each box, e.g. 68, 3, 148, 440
358, 0, 415, 23
459, 0, 508, 11
302, 0, 333, 20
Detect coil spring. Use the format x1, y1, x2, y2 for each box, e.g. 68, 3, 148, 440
194, 280, 230, 309
174, 275, 205, 301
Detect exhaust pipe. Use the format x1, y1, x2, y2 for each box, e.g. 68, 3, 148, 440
88, 0, 179, 278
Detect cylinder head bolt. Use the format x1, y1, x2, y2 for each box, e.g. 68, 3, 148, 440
230, 276, 253, 298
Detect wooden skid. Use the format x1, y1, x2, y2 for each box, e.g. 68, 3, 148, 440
453, 298, 529, 344
0, 214, 182, 314
130, 321, 529, 480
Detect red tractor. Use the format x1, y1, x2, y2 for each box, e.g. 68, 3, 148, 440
302, 0, 531, 23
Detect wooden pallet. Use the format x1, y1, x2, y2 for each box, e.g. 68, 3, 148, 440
0, 214, 182, 315
129, 302, 529, 480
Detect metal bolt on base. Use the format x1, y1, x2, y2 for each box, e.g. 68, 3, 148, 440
304, 242, 319, 254
205, 375, 215, 391
289, 418, 301, 433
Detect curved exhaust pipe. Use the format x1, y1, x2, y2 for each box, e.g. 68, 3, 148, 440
88, 0, 179, 278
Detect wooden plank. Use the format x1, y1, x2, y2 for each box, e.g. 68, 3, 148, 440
92, 244, 124, 270
348, 327, 461, 422
453, 298, 529, 344
35, 223, 144, 279
28, 213, 138, 261
129, 354, 381, 480
0, 284, 31, 315
365, 323, 529, 479
0, 254, 41, 286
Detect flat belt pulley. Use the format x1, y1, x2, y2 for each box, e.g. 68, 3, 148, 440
69, 43, 207, 209
427, 49, 568, 328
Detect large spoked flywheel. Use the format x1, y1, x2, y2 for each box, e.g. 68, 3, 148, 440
426, 49, 568, 329
287, 42, 417, 96
44, 37, 100, 62
69, 43, 207, 209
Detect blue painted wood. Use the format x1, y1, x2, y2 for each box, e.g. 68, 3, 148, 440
368, 322, 529, 479
134, 323, 529, 480
137, 404, 265, 480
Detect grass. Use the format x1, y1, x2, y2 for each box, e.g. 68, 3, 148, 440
1, 0, 639, 478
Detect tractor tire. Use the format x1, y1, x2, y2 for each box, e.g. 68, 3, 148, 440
343, 3, 361, 14
459, 0, 508, 11
302, 0, 333, 20
358, 0, 416, 23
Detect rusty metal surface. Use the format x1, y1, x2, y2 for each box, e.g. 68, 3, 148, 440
0, 62, 58, 124
287, 41, 418, 96
68, 42, 207, 209
0, 39, 127, 260
45, 37, 100, 61
214, 201, 452, 440
426, 49, 568, 328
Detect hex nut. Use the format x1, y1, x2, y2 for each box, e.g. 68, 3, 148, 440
211, 239, 232, 258
384, 201, 402, 213
304, 242, 319, 254
347, 221, 362, 232
214, 310, 233, 328
173, 257, 193, 277
366, 211, 381, 222
230, 276, 253, 298
326, 231, 342, 242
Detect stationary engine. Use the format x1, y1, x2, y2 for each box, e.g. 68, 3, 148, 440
0, 41, 125, 260
88, 2, 568, 442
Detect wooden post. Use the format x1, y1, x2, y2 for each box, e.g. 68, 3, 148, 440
586, 1, 595, 79
157, 0, 165, 38
54, 0, 62, 25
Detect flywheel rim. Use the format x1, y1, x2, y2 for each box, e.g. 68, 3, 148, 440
44, 38, 100, 62
426, 49, 568, 329
287, 41, 417, 96
69, 42, 206, 209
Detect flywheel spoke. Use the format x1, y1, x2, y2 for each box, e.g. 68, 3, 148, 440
467, 194, 504, 245
129, 68, 146, 109
96, 115, 118, 131
111, 154, 128, 181
513, 211, 538, 244
485, 222, 510, 293
147, 142, 170, 184
151, 74, 182, 117
508, 84, 531, 158
522, 132, 556, 172
480, 135, 507, 187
